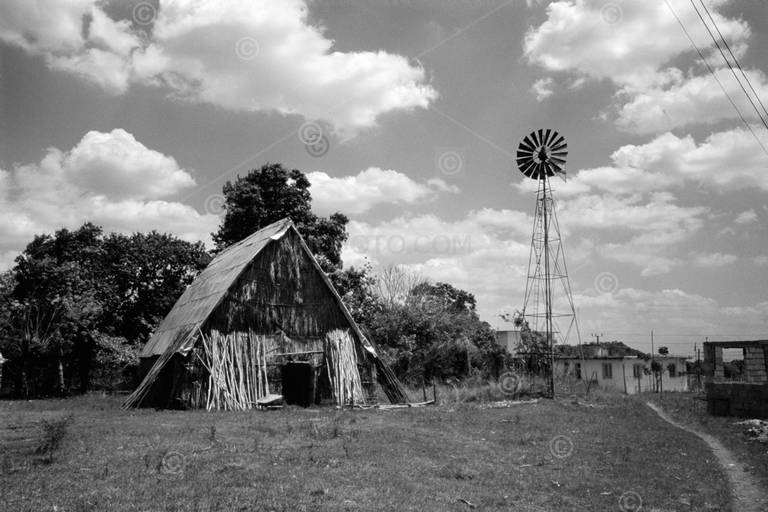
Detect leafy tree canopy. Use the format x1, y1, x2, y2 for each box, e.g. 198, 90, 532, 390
2, 223, 210, 395
212, 163, 348, 270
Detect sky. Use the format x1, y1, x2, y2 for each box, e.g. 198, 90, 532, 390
1, 0, 767, 356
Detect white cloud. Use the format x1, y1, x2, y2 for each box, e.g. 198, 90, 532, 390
568, 194, 706, 276
735, 209, 758, 225
342, 210, 534, 320
0, 1, 140, 93
307, 167, 459, 215
523, 0, 764, 133
524, 0, 747, 86
531, 77, 554, 101
555, 128, 768, 195
754, 255, 768, 267
616, 68, 768, 133
0, 0, 436, 135
691, 252, 738, 268
0, 129, 218, 269
560, 193, 706, 234
60, 129, 196, 200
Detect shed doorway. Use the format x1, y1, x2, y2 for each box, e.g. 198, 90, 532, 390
281, 362, 315, 407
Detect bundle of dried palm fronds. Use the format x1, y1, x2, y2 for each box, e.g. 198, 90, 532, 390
196, 329, 269, 411
324, 329, 365, 406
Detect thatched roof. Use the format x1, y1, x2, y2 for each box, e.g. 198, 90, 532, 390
140, 218, 295, 358
126, 217, 407, 408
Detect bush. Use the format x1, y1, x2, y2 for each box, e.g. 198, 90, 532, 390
35, 414, 74, 462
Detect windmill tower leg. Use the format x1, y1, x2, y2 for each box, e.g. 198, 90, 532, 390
541, 178, 555, 399
521, 176, 579, 399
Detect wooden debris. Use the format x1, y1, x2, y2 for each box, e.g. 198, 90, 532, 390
457, 498, 477, 508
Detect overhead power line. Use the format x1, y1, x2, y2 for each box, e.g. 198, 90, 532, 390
689, 0, 768, 132
697, 0, 768, 121
663, 0, 768, 157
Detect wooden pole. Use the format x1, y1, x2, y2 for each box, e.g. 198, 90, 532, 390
622, 361, 627, 394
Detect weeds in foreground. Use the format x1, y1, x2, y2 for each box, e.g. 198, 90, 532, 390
35, 413, 74, 462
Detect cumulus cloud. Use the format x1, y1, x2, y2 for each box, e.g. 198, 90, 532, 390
307, 167, 459, 215
734, 209, 758, 225
60, 129, 196, 200
575, 287, 768, 349
691, 252, 738, 268
342, 210, 533, 311
616, 68, 768, 133
531, 77, 554, 101
547, 128, 768, 196
523, 0, 764, 132
524, 0, 747, 85
0, 0, 437, 135
0, 129, 218, 269
611, 128, 768, 191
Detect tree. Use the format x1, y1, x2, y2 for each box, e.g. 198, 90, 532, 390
328, 262, 382, 327
13, 223, 108, 393
212, 163, 348, 270
374, 265, 425, 307
103, 231, 210, 344
369, 279, 507, 384
509, 311, 549, 374
4, 223, 210, 395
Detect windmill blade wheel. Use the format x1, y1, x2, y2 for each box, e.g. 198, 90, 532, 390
515, 129, 568, 181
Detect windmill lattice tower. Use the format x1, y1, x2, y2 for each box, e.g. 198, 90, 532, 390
516, 129, 581, 398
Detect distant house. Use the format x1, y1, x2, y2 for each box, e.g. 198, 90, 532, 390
554, 342, 689, 394
495, 330, 522, 354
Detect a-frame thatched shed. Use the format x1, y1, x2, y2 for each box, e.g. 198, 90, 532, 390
124, 218, 406, 409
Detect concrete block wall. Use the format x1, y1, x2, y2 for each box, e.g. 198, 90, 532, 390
705, 382, 768, 418
744, 346, 767, 383
703, 345, 724, 381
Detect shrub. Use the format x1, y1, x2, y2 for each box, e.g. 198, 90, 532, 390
35, 414, 74, 462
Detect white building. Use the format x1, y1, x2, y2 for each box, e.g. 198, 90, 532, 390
555, 354, 690, 394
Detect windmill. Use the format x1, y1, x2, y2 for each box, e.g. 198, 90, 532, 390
516, 129, 581, 398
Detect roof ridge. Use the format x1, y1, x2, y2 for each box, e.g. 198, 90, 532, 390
214, 217, 293, 258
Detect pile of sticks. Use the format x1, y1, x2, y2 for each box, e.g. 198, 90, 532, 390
324, 329, 365, 406
197, 329, 269, 411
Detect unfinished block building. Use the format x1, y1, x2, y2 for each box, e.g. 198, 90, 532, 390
703, 340, 768, 418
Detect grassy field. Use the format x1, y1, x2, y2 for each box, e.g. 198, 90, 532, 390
646, 392, 768, 493
0, 392, 733, 512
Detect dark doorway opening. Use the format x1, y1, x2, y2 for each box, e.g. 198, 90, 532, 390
281, 362, 315, 407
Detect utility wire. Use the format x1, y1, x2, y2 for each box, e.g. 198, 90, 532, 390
663, 0, 768, 157
698, 0, 768, 121
689, 0, 768, 132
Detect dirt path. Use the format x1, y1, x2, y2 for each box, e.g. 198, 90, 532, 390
646, 402, 768, 512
